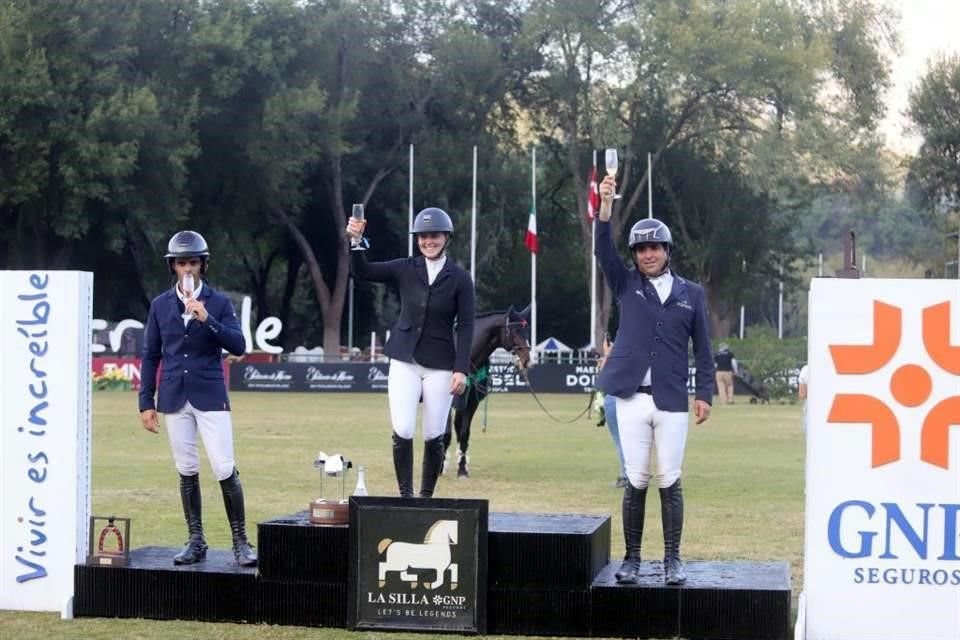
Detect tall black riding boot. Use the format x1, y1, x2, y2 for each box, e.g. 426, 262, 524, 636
660, 479, 686, 585
614, 483, 647, 584
393, 433, 414, 497
220, 468, 257, 567
419, 435, 446, 498
173, 473, 208, 565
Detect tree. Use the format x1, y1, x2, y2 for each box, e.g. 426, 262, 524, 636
0, 0, 198, 317
523, 0, 896, 343
908, 54, 960, 209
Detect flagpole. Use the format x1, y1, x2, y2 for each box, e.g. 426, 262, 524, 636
778, 264, 784, 340
531, 147, 537, 360
647, 151, 653, 218
471, 145, 478, 282
590, 149, 597, 350
408, 143, 414, 257
739, 258, 746, 339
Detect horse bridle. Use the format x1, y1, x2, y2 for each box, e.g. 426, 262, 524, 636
496, 316, 593, 423
501, 318, 531, 363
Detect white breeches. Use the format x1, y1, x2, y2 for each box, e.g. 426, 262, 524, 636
388, 359, 454, 441
164, 401, 236, 480
615, 393, 689, 489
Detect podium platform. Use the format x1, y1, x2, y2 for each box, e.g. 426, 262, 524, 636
74, 510, 791, 638
74, 546, 257, 623
591, 560, 792, 640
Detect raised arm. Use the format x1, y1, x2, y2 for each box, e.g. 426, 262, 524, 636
350, 251, 404, 283
595, 175, 629, 297
345, 214, 398, 282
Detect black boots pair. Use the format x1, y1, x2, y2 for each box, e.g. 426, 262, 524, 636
172, 469, 257, 567
393, 433, 445, 498
614, 478, 686, 586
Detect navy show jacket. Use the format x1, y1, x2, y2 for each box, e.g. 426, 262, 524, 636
351, 252, 475, 374
138, 284, 246, 413
594, 219, 715, 411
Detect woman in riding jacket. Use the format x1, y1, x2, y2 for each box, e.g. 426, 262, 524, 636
345, 207, 475, 498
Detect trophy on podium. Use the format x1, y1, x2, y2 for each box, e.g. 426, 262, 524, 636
87, 515, 131, 567
309, 451, 353, 525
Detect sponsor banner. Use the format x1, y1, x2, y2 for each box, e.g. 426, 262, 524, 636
230, 361, 601, 394
231, 361, 708, 395
92, 357, 143, 391
803, 279, 960, 640
0, 271, 92, 613
92, 357, 231, 392
348, 497, 487, 633
230, 362, 390, 392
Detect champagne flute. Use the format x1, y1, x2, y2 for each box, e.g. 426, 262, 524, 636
605, 148, 622, 199
182, 272, 196, 321
350, 203, 366, 245
183, 273, 195, 298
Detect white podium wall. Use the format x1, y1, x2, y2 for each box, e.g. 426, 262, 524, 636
0, 271, 92, 613
803, 278, 960, 639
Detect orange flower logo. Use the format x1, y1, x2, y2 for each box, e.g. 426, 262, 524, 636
827, 301, 960, 469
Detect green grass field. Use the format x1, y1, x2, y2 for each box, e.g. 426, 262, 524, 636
0, 391, 805, 639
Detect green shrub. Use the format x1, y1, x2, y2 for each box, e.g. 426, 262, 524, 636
93, 368, 133, 391
724, 328, 806, 402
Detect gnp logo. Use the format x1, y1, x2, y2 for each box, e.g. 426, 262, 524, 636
827, 300, 960, 469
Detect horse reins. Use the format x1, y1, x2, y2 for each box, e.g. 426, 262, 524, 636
517, 364, 595, 424
501, 318, 594, 424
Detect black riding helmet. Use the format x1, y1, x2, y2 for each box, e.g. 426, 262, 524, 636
165, 230, 210, 274
627, 217, 672, 251
411, 207, 454, 235
628, 218, 672, 274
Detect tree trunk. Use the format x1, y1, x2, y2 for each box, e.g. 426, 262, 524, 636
703, 282, 737, 340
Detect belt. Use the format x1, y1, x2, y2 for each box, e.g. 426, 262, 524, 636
637, 385, 653, 395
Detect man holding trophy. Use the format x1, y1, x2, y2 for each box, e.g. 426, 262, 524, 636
138, 230, 257, 567
595, 174, 715, 586
345, 206, 474, 499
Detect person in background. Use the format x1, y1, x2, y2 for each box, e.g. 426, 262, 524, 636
797, 363, 809, 402
797, 363, 810, 431
139, 230, 257, 567
345, 207, 475, 499
595, 335, 627, 488
713, 343, 738, 404
594, 174, 715, 586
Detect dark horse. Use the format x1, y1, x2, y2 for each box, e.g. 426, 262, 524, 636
442, 305, 531, 477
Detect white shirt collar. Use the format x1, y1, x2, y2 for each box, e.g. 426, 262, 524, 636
648, 269, 672, 287
647, 269, 673, 302
426, 255, 446, 285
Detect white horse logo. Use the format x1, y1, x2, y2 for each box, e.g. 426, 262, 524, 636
377, 519, 459, 590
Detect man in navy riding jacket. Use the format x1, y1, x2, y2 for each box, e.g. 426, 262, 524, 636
594, 174, 715, 586
139, 230, 256, 567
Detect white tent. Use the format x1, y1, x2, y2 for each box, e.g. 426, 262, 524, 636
534, 336, 574, 362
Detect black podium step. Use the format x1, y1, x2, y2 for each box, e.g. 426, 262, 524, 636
489, 512, 610, 589
74, 546, 257, 623
258, 580, 348, 627
591, 560, 792, 640
488, 586, 592, 636
257, 510, 348, 582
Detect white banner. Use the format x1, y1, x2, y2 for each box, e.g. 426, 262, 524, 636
803, 278, 960, 639
0, 271, 92, 614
